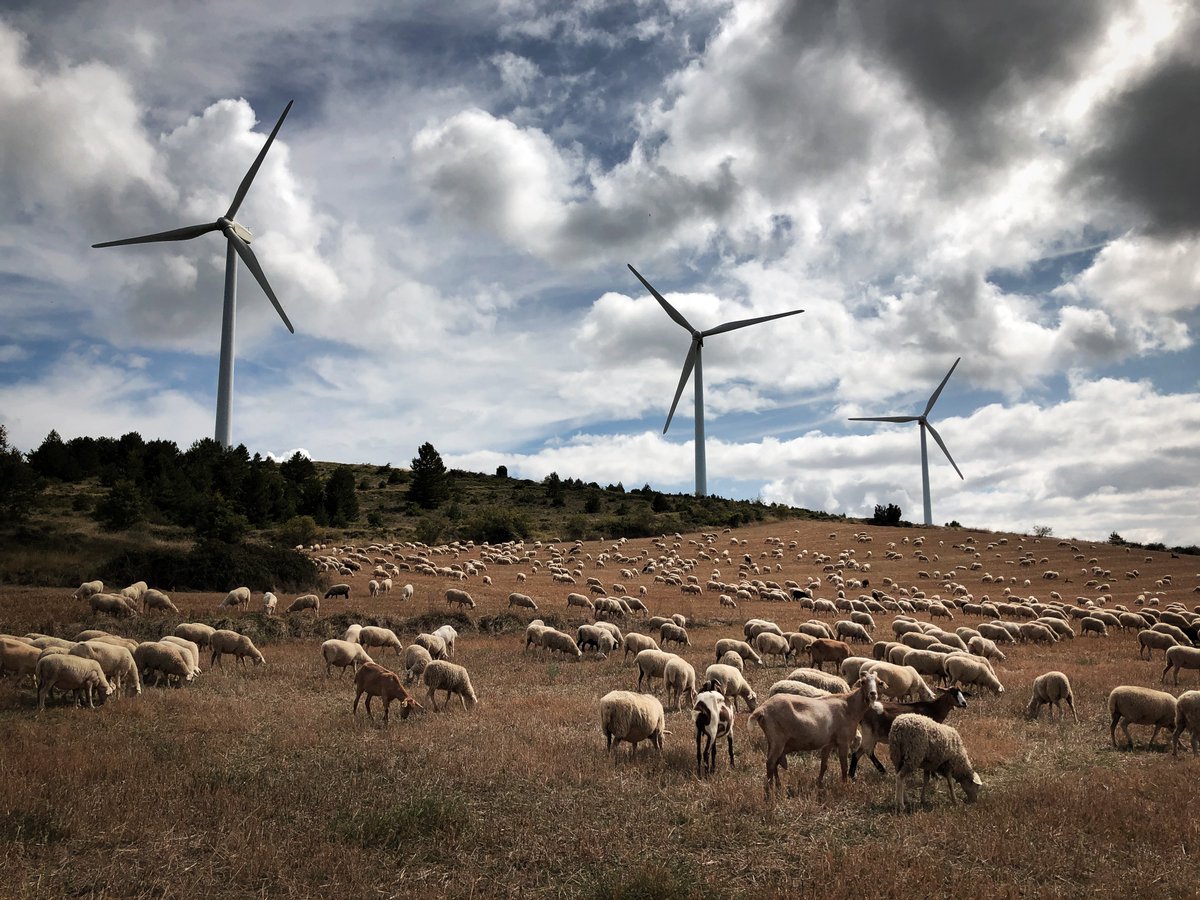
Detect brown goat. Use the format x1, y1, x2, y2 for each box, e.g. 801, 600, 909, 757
353, 662, 423, 724
807, 638, 852, 672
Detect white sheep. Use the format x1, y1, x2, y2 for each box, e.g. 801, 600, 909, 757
1162, 646, 1200, 686
287, 594, 320, 613
966, 635, 1007, 663
220, 586, 251, 609
36, 654, 113, 710
445, 588, 476, 610
433, 625, 458, 658
663, 656, 698, 711
142, 589, 179, 614
622, 632, 660, 662
209, 630, 266, 668
714, 638, 763, 667
342, 623, 363, 644
322, 639, 374, 676
1027, 671, 1078, 723
600, 690, 666, 757
702, 663, 759, 711
159, 636, 203, 678
767, 680, 830, 699
889, 713, 982, 813
72, 580, 104, 601
399, 584, 414, 601
358, 626, 403, 656
413, 633, 448, 660
133, 642, 196, 687
1108, 686, 1177, 750
659, 622, 690, 650
1172, 690, 1200, 756
524, 619, 550, 652
403, 644, 433, 683
508, 592, 539, 611
174, 622, 216, 649
944, 654, 1005, 694
753, 631, 792, 667
422, 659, 478, 711
90, 593, 136, 618
784, 667, 850, 695
262, 591, 278, 615
69, 641, 141, 697
541, 629, 583, 660
862, 661, 936, 702
635, 649, 679, 693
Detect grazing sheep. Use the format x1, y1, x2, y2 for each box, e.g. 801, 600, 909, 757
623, 632, 660, 662
750, 673, 883, 792
508, 592, 539, 612
159, 636, 202, 678
850, 687, 970, 778
524, 620, 550, 652
174, 622, 216, 649
636, 649, 680, 693
566, 592, 594, 612
69, 641, 141, 697
445, 588, 476, 610
322, 639, 375, 676
1138, 630, 1179, 659
785, 668, 851, 695
35, 655, 113, 710
1079, 616, 1109, 638
1027, 671, 1078, 723
422, 660, 478, 711
220, 587, 251, 609
839, 657, 877, 685
600, 690, 666, 757
72, 580, 104, 601
660, 623, 690, 650
133, 642, 196, 688
889, 714, 982, 812
90, 593, 136, 618
413, 633, 448, 660
754, 632, 792, 667
1161, 646, 1200, 686
209, 630, 265, 668
693, 689, 735, 775
714, 639, 764, 667
1108, 686, 1178, 750
342, 623, 363, 644
262, 592, 278, 616
143, 589, 179, 614
358, 626, 403, 656
663, 657, 698, 711
966, 635, 1007, 663
354, 662, 422, 723
1172, 691, 1200, 757
287, 594, 320, 614
399, 584, 414, 601
324, 583, 351, 600
74, 629, 111, 643
768, 680, 830, 699
835, 620, 872, 644
702, 663, 759, 712
945, 654, 1005, 694
977, 623, 1017, 645
1018, 622, 1059, 644
368, 580, 380, 598
594, 621, 623, 648
542, 629, 583, 660
403, 644, 433, 683
862, 661, 937, 702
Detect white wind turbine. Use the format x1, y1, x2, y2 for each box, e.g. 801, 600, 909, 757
628, 263, 805, 497
93, 101, 296, 449
848, 357, 964, 526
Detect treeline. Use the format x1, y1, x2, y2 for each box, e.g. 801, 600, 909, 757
23, 429, 356, 541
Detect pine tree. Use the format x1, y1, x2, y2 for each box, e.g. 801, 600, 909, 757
408, 442, 450, 509
324, 468, 360, 526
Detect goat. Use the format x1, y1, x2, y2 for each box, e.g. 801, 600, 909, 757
693, 687, 735, 776
849, 687, 969, 778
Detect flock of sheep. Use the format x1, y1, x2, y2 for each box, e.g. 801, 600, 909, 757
3, 525, 1198, 814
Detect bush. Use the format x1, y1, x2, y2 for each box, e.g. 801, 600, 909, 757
94, 480, 146, 530
456, 506, 531, 544
273, 515, 321, 548
98, 540, 318, 592
1032, 524, 1054, 537
872, 503, 902, 526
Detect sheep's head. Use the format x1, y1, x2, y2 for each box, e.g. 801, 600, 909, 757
959, 772, 983, 803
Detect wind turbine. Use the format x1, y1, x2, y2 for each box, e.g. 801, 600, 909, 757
93, 100, 296, 449
848, 357, 964, 526
628, 263, 804, 497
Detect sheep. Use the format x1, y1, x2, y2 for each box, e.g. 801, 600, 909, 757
785, 668, 851, 694
966, 635, 1007, 664
664, 657, 698, 711
745, 620, 784, 640
749, 672, 883, 792
835, 620, 872, 644
445, 588, 476, 610
542, 629, 583, 660
74, 629, 112, 643
788, 632, 817, 659
322, 639, 375, 676
1161, 646, 1200, 686
324, 583, 351, 600
260, 591, 278, 616
35, 655, 113, 710
702, 663, 759, 712
422, 659, 478, 711
945, 654, 1005, 694
0, 639, 41, 683
566, 592, 594, 612
90, 593, 136, 618
862, 661, 937, 702
719, 650, 745, 671
399, 584, 414, 601
1018, 622, 1059, 644
636, 649, 680, 693
753, 632, 792, 667
524, 620, 550, 652
287, 594, 320, 613
175, 622, 216, 649
31, 636, 77, 651
977, 622, 1017, 644
767, 680, 830, 699
342, 623, 363, 644
133, 642, 195, 688
68, 641, 141, 697
368, 580, 380, 598
600, 690, 666, 757
889, 714, 982, 812
72, 580, 104, 601
1172, 690, 1200, 756
353, 662, 422, 723
1108, 686, 1178, 750
714, 639, 763, 667
839, 656, 877, 685
508, 592, 539, 611
693, 689, 735, 775
159, 636, 203, 678
1138, 630, 1179, 659
849, 687, 970, 778
623, 632, 660, 662
413, 633, 448, 660
358, 626, 403, 657
209, 630, 265, 668
220, 587, 251, 609
659, 623, 690, 650
143, 589, 179, 614
403, 644, 433, 683
807, 638, 852, 672
380, 578, 393, 594
594, 621, 623, 648
1027, 671, 1078, 723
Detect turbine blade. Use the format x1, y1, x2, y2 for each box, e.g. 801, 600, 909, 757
92, 221, 220, 248
925, 421, 963, 480
847, 416, 919, 423
702, 307, 804, 337
628, 263, 695, 333
663, 341, 699, 434
225, 100, 294, 220
924, 356, 961, 416
226, 231, 295, 333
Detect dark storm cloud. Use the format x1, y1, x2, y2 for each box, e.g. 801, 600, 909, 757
1078, 59, 1200, 235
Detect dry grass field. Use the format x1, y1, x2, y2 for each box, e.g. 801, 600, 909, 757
2, 519, 1198, 898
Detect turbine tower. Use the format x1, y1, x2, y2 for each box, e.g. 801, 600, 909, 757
93, 101, 296, 449
848, 357, 964, 526
628, 264, 804, 497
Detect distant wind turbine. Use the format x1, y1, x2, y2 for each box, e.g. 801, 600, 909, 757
628, 263, 805, 497
93, 101, 297, 449
848, 357, 964, 526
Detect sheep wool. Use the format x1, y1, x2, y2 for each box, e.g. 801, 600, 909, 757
599, 690, 666, 756
422, 660, 478, 711
889, 714, 982, 813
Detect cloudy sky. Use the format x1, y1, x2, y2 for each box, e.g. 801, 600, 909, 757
1, 0, 1198, 545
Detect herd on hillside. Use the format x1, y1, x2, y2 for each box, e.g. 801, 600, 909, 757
2, 528, 1199, 812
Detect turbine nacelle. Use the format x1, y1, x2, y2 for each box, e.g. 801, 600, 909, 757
219, 218, 253, 244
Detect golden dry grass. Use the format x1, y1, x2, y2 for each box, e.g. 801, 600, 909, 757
1, 519, 1198, 898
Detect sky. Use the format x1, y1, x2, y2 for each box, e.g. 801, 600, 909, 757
1, 0, 1198, 546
